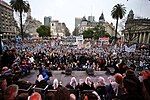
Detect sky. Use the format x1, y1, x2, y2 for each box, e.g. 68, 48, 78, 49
4, 0, 150, 33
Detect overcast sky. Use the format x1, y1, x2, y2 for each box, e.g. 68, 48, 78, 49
5, 0, 150, 32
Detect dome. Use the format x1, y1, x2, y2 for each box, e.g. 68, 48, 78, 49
129, 10, 134, 15
128, 10, 134, 19
81, 16, 87, 22
99, 13, 105, 22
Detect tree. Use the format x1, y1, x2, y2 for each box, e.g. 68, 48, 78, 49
93, 25, 109, 39
10, 0, 30, 40
36, 25, 51, 37
65, 27, 70, 36
111, 4, 126, 43
72, 27, 79, 36
82, 25, 110, 39
82, 28, 93, 39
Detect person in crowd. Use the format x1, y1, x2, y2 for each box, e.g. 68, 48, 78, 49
35, 74, 48, 89
95, 76, 106, 100
119, 62, 128, 75
141, 70, 150, 100
38, 65, 49, 81
11, 63, 22, 82
82, 91, 100, 100
80, 76, 95, 91
45, 91, 54, 100
124, 69, 143, 96
66, 77, 79, 90
85, 60, 92, 68
3, 84, 19, 100
121, 78, 143, 100
29, 92, 42, 100
1, 50, 11, 67
114, 62, 128, 75
106, 73, 123, 100
21, 60, 28, 76
70, 93, 76, 100
0, 75, 7, 100
120, 69, 144, 100
54, 86, 70, 100
15, 93, 29, 100
52, 78, 62, 90
142, 70, 150, 95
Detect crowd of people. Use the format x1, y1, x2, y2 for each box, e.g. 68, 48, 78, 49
0, 39, 150, 100
0, 68, 150, 100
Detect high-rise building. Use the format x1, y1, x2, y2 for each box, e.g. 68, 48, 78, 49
75, 17, 82, 28
50, 20, 70, 38
0, 0, 16, 39
88, 16, 95, 22
44, 16, 51, 26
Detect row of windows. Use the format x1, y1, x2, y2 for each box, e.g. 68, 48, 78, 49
0, 7, 13, 14
0, 23, 15, 27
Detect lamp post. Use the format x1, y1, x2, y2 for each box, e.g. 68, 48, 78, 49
0, 31, 3, 55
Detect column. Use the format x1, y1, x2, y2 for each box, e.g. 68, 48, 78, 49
143, 33, 146, 43
147, 33, 150, 44
139, 33, 142, 43
143, 32, 146, 43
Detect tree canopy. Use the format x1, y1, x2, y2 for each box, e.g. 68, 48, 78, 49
82, 25, 110, 39
10, 0, 30, 40
36, 25, 51, 37
111, 4, 126, 43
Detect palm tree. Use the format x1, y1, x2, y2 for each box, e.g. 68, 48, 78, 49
111, 4, 126, 43
10, 0, 30, 40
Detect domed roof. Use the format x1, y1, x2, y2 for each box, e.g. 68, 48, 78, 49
81, 16, 87, 22
128, 10, 134, 19
129, 10, 134, 15
99, 13, 105, 22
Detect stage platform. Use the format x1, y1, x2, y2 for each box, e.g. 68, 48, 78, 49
23, 70, 109, 86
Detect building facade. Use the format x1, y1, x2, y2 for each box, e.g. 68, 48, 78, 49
123, 10, 150, 44
75, 17, 82, 28
76, 13, 115, 37
50, 20, 70, 38
23, 8, 42, 38
0, 0, 16, 39
44, 16, 51, 26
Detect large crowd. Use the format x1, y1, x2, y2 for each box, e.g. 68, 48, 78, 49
0, 39, 150, 100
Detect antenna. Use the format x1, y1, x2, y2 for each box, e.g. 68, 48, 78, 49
91, 6, 93, 16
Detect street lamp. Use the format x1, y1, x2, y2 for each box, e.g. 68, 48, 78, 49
0, 31, 3, 55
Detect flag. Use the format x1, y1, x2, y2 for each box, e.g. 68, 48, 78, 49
124, 44, 136, 53
129, 44, 136, 52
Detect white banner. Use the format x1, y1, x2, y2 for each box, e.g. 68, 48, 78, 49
125, 44, 136, 53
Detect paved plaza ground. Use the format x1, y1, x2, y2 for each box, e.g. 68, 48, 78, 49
23, 70, 109, 86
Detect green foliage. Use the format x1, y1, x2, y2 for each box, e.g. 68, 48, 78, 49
10, 0, 30, 13
111, 4, 126, 20
82, 25, 111, 40
65, 27, 71, 36
111, 4, 126, 43
36, 25, 51, 37
10, 0, 30, 40
82, 28, 93, 39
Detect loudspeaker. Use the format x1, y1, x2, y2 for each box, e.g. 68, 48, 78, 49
65, 68, 72, 75
106, 67, 115, 75
86, 68, 94, 76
